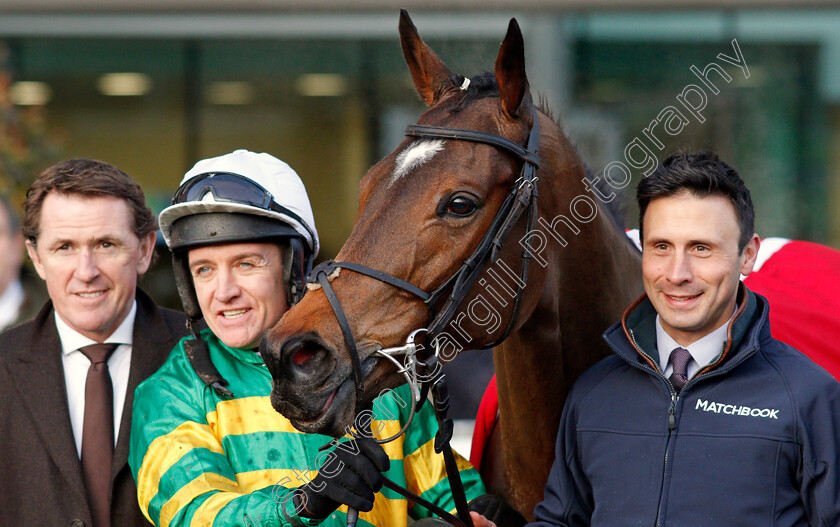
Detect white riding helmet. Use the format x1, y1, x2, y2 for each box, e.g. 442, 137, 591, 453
160, 149, 319, 256
160, 149, 320, 318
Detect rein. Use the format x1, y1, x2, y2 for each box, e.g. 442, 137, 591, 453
306, 108, 541, 527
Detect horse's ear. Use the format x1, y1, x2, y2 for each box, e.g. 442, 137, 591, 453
495, 18, 531, 119
399, 9, 458, 106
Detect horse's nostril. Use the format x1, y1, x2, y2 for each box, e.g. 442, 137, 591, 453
292, 346, 317, 366
279, 335, 333, 382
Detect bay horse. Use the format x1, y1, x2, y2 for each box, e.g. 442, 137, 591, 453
262, 11, 642, 519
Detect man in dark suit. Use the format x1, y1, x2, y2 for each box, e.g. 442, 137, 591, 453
0, 159, 186, 527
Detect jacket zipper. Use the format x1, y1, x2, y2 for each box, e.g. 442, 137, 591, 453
621, 329, 679, 527
656, 392, 678, 527
667, 394, 677, 431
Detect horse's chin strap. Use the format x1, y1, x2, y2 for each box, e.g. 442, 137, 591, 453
303, 108, 541, 527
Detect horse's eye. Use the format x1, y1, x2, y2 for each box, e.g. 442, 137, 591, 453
446, 195, 478, 217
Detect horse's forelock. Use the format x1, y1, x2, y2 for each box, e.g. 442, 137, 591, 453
452, 72, 555, 124
450, 72, 499, 112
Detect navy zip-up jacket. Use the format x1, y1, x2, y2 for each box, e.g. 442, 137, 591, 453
529, 285, 840, 526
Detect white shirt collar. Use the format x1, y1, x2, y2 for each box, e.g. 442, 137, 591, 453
56, 300, 137, 355
656, 304, 736, 378
0, 279, 24, 331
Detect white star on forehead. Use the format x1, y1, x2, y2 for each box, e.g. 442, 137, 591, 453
389, 139, 445, 187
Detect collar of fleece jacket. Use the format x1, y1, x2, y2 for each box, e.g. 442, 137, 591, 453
609, 282, 765, 376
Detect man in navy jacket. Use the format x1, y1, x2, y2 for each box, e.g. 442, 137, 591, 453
473, 150, 840, 527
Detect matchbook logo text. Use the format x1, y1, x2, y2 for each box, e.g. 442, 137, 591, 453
695, 399, 780, 419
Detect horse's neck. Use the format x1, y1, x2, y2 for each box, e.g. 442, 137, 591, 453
493, 206, 642, 518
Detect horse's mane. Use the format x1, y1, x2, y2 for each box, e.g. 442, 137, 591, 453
455, 72, 635, 250
579, 159, 638, 253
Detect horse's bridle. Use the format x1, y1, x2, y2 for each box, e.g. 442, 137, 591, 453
306, 108, 540, 527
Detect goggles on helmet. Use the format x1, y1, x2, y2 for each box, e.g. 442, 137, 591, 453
171, 171, 317, 245
172, 172, 276, 208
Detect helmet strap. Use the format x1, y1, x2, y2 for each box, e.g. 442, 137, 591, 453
183, 330, 234, 398
172, 253, 203, 319
285, 237, 310, 306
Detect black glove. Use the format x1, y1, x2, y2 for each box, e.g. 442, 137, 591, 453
295, 437, 391, 519
468, 494, 527, 527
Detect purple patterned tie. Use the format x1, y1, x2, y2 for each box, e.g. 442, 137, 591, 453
669, 347, 692, 392
79, 343, 118, 527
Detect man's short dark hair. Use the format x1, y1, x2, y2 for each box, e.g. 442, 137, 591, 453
637, 151, 755, 252
23, 158, 155, 244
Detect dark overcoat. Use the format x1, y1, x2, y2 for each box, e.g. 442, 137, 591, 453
0, 288, 186, 527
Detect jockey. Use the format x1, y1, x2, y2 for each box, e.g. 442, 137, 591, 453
128, 150, 485, 526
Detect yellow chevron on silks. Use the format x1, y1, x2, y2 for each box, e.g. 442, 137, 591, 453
206, 396, 301, 436
404, 437, 475, 497
205, 396, 405, 445
161, 472, 238, 527
339, 495, 407, 527
138, 420, 226, 515
235, 469, 316, 494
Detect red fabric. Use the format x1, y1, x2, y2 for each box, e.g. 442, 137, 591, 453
743, 240, 840, 381
470, 239, 840, 471
470, 375, 498, 470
